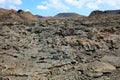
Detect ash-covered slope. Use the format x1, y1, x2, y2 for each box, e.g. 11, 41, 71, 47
0, 10, 120, 80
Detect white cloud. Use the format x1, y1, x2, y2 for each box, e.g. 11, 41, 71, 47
37, 0, 120, 11
37, 5, 48, 10
87, 2, 99, 9
65, 0, 120, 9
13, 0, 22, 5
37, 0, 69, 11
96, 0, 120, 8
65, 0, 87, 8
25, 9, 30, 12
9, 5, 17, 10
0, 0, 22, 9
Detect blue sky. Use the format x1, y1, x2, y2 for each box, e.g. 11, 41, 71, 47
0, 0, 120, 16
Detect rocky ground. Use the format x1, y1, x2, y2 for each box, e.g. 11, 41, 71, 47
0, 11, 120, 80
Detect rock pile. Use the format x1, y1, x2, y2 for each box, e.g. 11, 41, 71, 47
0, 9, 120, 80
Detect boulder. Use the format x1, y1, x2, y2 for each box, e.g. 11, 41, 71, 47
88, 61, 116, 73
102, 55, 120, 68
87, 61, 116, 78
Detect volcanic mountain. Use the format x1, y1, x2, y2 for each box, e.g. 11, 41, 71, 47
54, 13, 84, 18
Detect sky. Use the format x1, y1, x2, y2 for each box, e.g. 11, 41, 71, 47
0, 0, 120, 16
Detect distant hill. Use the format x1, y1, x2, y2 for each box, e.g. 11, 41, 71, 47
104, 10, 120, 14
35, 15, 44, 18
89, 9, 120, 17
54, 13, 84, 18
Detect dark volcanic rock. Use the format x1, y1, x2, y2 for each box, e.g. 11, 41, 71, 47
17, 9, 24, 13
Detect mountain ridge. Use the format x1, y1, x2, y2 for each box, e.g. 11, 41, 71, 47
0, 8, 38, 22
54, 12, 85, 18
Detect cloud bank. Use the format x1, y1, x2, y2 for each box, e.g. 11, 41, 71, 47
37, 0, 120, 10
37, 0, 69, 11
0, 0, 22, 9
